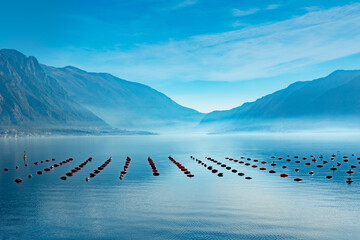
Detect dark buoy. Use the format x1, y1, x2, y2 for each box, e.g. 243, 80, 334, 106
317, 165, 323, 168
218, 173, 223, 177
346, 178, 353, 184
28, 174, 32, 178
295, 168, 299, 172
294, 178, 303, 182
37, 170, 42, 175
309, 171, 314, 175
86, 178, 90, 182
280, 173, 288, 178
326, 175, 333, 179
232, 169, 237, 173
269, 170, 276, 173
4, 168, 8, 171
238, 172, 245, 176
245, 177, 252, 180
60, 176, 67, 180
14, 178, 22, 183
305, 163, 311, 165
282, 166, 287, 169
153, 172, 160, 176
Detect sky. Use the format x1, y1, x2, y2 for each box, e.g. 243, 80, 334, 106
1, 0, 360, 112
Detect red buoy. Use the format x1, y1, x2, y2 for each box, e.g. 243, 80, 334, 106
280, 173, 288, 178
4, 168, 8, 171
14, 178, 22, 183
37, 170, 42, 175
28, 174, 32, 178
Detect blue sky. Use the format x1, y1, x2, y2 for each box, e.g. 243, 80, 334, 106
1, 0, 360, 112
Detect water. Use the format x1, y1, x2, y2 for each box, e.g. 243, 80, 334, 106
0, 134, 360, 239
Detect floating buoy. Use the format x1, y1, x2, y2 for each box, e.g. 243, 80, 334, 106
295, 161, 300, 163
294, 178, 303, 182
37, 170, 42, 175
86, 178, 90, 182
280, 173, 288, 178
260, 167, 266, 170
44, 168, 50, 172
309, 171, 314, 175
269, 170, 276, 173
90, 173, 96, 177
14, 178, 22, 183
4, 168, 8, 171
187, 174, 195, 177
28, 174, 32, 178
305, 163, 311, 165
346, 170, 354, 174
15, 166, 19, 169
218, 173, 223, 177
295, 168, 299, 172
317, 165, 323, 168
231, 169, 237, 173
245, 177, 252, 180
282, 166, 287, 169
60, 176, 67, 180
238, 172, 245, 176
251, 165, 257, 168
66, 172, 73, 177
346, 178, 353, 183
212, 169, 218, 173
326, 175, 333, 179
153, 172, 160, 176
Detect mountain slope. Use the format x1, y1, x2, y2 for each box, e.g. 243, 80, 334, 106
0, 49, 108, 130
43, 65, 204, 130
200, 70, 360, 132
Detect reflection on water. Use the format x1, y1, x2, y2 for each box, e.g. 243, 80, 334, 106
0, 134, 360, 239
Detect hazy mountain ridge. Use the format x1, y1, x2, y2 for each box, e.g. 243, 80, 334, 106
0, 49, 108, 131
201, 70, 360, 132
43, 65, 204, 131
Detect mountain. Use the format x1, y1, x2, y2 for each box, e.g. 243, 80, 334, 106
200, 70, 360, 132
0, 49, 108, 132
43, 65, 204, 131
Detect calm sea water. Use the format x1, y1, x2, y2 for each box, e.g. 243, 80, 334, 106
0, 134, 360, 239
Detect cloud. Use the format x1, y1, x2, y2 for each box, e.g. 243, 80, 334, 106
172, 0, 199, 10
232, 8, 260, 17
232, 4, 280, 17
67, 3, 360, 85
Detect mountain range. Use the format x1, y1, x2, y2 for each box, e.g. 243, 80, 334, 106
0, 49, 108, 133
200, 70, 360, 132
42, 65, 203, 131
1, 48, 360, 135
0, 49, 203, 135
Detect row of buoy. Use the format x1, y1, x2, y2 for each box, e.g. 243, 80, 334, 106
120, 157, 132, 179
88, 157, 111, 179
60, 157, 92, 181
207, 157, 252, 179
168, 156, 194, 177
38, 157, 74, 176
34, 158, 55, 166
190, 156, 223, 177
12, 157, 74, 183
234, 154, 358, 183
226, 156, 297, 180
148, 157, 159, 176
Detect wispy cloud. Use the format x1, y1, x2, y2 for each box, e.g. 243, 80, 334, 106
232, 4, 280, 17
172, 0, 199, 10
67, 3, 360, 85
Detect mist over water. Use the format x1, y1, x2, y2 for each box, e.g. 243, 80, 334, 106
1, 134, 360, 239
